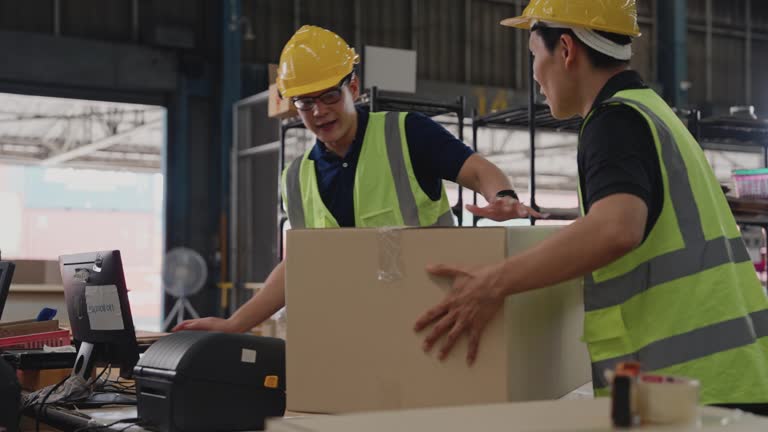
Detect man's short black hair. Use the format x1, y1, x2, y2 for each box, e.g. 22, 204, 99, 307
532, 23, 632, 70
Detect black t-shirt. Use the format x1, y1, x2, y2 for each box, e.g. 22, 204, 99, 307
578, 70, 663, 238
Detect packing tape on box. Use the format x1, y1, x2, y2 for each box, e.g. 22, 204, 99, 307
376, 227, 404, 283
637, 374, 700, 425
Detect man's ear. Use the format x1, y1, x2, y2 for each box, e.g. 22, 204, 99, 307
348, 74, 361, 100
559, 33, 578, 69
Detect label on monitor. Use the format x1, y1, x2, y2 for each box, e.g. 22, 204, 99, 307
85, 285, 125, 331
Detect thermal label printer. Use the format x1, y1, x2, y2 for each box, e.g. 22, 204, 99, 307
133, 331, 286, 432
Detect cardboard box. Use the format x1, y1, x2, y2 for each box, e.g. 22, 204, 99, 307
268, 83, 298, 119
268, 63, 278, 85
4, 285, 67, 324
17, 367, 97, 392
11, 260, 61, 285
285, 227, 591, 414
0, 319, 59, 338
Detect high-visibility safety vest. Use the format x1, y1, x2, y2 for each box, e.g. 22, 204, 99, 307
282, 111, 454, 228
578, 88, 768, 404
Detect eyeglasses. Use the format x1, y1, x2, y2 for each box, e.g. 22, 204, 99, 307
291, 76, 351, 111
291, 87, 343, 111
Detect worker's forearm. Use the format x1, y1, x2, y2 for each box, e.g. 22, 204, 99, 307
477, 164, 512, 203
228, 261, 287, 333
457, 154, 513, 203
491, 213, 638, 299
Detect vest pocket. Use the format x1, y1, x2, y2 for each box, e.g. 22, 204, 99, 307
582, 306, 630, 362
360, 207, 396, 227
582, 306, 627, 342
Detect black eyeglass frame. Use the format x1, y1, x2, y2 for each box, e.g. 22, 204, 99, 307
290, 73, 354, 111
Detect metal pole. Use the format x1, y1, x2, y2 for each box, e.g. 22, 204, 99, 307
687, 109, 700, 140
53, 0, 61, 36
294, 0, 301, 30
464, 0, 472, 83
229, 104, 239, 316
132, 0, 140, 42
528, 51, 537, 226
705, 0, 713, 103
370, 86, 379, 112
355, 0, 363, 59
746, 0, 753, 106
651, 0, 659, 84
515, 0, 524, 89
411, 0, 418, 51
763, 145, 767, 169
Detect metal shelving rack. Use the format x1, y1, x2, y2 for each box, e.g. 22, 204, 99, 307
687, 109, 768, 166
470, 53, 581, 226
686, 109, 768, 226
685, 111, 768, 284
276, 87, 466, 259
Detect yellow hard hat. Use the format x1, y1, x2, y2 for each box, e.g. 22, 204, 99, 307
500, 0, 641, 37
276, 25, 360, 98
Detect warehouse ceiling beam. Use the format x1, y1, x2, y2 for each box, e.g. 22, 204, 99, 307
41, 120, 162, 166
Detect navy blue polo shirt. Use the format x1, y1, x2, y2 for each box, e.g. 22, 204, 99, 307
309, 108, 474, 227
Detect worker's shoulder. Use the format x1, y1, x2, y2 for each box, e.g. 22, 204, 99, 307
402, 110, 449, 132
584, 101, 651, 136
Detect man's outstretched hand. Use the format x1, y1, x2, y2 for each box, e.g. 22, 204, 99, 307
414, 263, 506, 365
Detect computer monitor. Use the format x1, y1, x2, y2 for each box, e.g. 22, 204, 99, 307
59, 250, 139, 379
0, 260, 15, 321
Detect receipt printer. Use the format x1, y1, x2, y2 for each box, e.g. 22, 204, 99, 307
134, 332, 286, 432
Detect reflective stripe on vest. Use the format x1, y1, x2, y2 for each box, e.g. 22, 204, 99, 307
284, 156, 305, 228
284, 112, 453, 228
580, 96, 768, 395
585, 98, 752, 312
384, 111, 420, 226
592, 309, 768, 389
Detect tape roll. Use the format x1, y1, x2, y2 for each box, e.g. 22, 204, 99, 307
637, 375, 700, 425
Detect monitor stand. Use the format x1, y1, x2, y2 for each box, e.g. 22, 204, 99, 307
69, 341, 137, 407
72, 341, 97, 381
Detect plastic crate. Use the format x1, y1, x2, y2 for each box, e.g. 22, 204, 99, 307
0, 329, 71, 349
733, 168, 768, 199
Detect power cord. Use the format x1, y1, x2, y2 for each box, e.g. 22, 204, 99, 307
30, 364, 113, 431
33, 374, 71, 432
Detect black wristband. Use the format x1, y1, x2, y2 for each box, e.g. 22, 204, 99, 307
495, 189, 519, 200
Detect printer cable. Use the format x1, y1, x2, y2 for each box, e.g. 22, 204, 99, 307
27, 365, 111, 432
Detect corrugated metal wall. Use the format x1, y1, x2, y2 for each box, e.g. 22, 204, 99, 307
301, 0, 356, 46
238, 0, 661, 97
238, 0, 768, 113
0, 0, 215, 55
415, 0, 465, 82
471, 1, 518, 88
0, 0, 53, 33
687, 30, 707, 105
687, 0, 767, 111
1, 0, 767, 113
61, 0, 133, 41
243, 0, 296, 64
752, 2, 768, 111
361, 0, 412, 50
